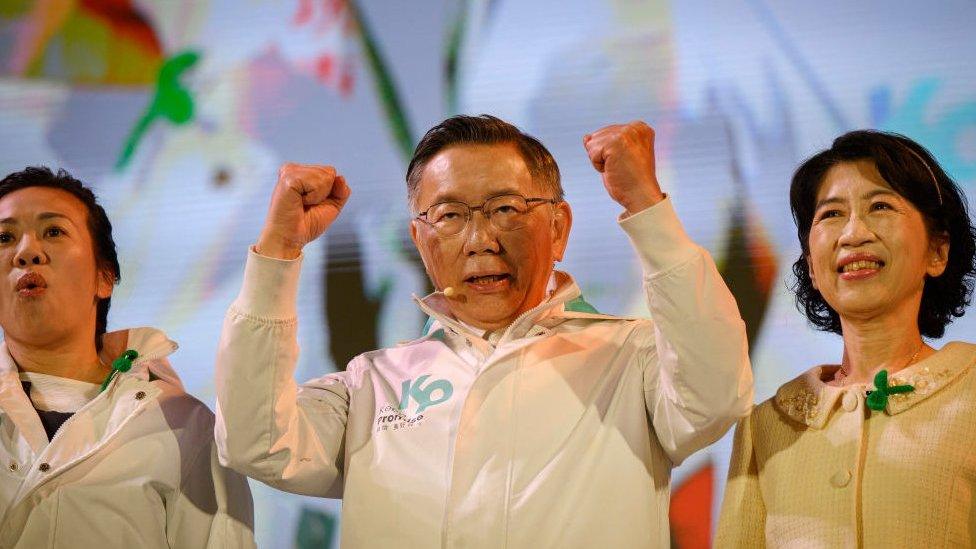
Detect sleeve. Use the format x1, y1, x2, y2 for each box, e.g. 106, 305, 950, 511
715, 415, 767, 548
214, 248, 351, 498
620, 197, 754, 465
166, 441, 257, 548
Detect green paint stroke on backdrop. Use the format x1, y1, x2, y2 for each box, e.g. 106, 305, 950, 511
296, 507, 337, 549
444, 0, 468, 114
347, 0, 415, 159
116, 51, 200, 170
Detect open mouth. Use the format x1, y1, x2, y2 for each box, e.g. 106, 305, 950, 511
837, 260, 884, 273
466, 274, 510, 284
15, 272, 47, 296
463, 273, 512, 291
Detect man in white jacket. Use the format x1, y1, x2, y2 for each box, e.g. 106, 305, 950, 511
216, 116, 754, 547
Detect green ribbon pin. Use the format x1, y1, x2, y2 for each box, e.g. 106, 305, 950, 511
866, 369, 914, 411
100, 349, 140, 392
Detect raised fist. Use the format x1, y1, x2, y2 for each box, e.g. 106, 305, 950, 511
583, 121, 665, 214
255, 163, 351, 259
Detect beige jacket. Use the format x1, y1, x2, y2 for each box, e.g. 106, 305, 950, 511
216, 199, 753, 548
717, 341, 976, 548
0, 328, 255, 548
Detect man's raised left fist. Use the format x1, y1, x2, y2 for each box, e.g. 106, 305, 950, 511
583, 121, 665, 215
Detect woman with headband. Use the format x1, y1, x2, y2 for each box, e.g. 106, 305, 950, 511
716, 131, 976, 547
0, 167, 255, 548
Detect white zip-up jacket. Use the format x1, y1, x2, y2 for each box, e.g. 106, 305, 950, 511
0, 327, 255, 548
216, 198, 754, 547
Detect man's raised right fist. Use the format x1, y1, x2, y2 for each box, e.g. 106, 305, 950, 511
255, 163, 351, 260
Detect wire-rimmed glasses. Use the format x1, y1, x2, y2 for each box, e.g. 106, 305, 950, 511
415, 194, 558, 237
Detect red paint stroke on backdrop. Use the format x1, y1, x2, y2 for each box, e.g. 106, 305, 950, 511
670, 462, 714, 549
80, 0, 162, 58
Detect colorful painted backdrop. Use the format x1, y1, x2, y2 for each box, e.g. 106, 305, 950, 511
2, 1, 974, 547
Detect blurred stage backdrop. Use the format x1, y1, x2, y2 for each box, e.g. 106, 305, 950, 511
1, 1, 974, 546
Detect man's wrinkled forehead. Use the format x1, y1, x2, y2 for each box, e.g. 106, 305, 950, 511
415, 143, 539, 207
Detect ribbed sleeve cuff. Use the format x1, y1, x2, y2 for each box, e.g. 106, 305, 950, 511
618, 197, 699, 275
235, 246, 303, 320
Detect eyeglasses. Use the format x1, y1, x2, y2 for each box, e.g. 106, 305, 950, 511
415, 194, 558, 237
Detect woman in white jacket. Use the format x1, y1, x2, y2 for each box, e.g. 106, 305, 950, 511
0, 167, 255, 548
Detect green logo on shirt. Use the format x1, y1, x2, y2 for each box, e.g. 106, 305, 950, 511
399, 375, 453, 413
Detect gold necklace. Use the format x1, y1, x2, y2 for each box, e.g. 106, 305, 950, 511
834, 342, 923, 386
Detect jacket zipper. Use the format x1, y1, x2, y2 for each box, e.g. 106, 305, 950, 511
9, 378, 158, 507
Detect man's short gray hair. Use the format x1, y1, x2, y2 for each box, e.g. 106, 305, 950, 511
406, 114, 564, 211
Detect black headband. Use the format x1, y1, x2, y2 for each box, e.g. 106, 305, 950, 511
897, 140, 944, 205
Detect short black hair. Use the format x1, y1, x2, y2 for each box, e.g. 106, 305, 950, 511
789, 130, 976, 338
0, 167, 120, 350
406, 114, 563, 210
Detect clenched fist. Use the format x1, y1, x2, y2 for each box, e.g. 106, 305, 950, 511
583, 121, 665, 215
255, 163, 351, 259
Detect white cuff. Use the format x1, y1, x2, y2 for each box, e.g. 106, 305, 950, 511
235, 247, 303, 320
618, 197, 699, 275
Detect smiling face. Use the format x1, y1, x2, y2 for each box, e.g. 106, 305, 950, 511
806, 160, 949, 324
0, 187, 113, 349
410, 143, 571, 330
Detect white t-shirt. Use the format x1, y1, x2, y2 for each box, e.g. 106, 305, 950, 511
18, 371, 100, 413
